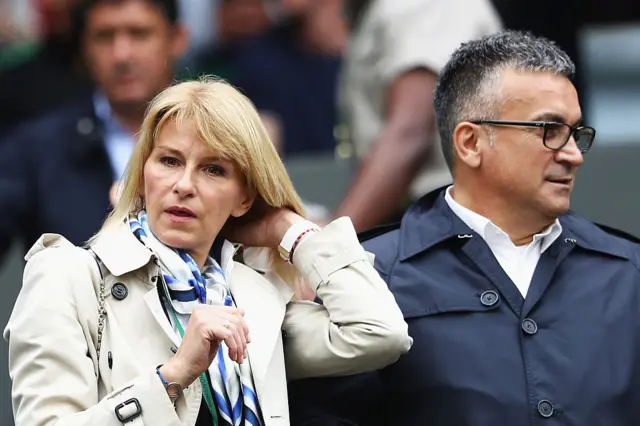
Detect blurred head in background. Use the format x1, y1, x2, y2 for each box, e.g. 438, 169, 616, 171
37, 0, 80, 38
72, 0, 188, 115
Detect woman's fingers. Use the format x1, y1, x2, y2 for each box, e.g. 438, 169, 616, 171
224, 308, 250, 360
189, 306, 250, 365
222, 314, 246, 363
228, 307, 251, 356
232, 315, 249, 363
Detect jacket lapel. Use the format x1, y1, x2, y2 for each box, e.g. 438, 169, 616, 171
92, 223, 183, 348
142, 286, 182, 349
521, 236, 575, 317
228, 263, 287, 394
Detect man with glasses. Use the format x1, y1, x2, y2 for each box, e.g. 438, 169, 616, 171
289, 30, 640, 426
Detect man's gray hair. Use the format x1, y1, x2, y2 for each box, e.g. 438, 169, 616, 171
433, 30, 576, 171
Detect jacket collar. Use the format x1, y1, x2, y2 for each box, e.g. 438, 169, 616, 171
399, 188, 473, 261
89, 218, 246, 278
558, 212, 635, 260
399, 187, 635, 262
90, 219, 155, 277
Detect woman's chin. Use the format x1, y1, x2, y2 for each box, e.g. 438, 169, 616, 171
155, 229, 199, 252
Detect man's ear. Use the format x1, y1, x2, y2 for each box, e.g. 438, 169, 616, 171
231, 188, 257, 218
452, 121, 483, 169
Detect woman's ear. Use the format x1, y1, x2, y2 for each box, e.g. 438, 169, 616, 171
230, 188, 257, 218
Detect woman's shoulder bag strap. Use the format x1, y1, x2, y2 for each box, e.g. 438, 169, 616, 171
86, 247, 107, 364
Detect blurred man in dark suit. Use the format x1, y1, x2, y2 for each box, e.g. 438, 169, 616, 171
0, 0, 188, 260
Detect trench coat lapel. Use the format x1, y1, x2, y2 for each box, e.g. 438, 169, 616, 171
228, 264, 287, 396
142, 287, 182, 349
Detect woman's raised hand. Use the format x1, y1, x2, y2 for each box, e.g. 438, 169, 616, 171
160, 305, 250, 388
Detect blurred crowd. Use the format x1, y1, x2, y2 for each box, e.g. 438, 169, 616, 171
0, 0, 630, 263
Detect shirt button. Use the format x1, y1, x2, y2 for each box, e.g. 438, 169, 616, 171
522, 318, 538, 335
480, 290, 499, 307
537, 400, 554, 418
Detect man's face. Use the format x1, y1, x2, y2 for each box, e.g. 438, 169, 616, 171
82, 0, 187, 110
479, 69, 585, 219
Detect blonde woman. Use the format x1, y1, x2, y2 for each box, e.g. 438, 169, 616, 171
4, 78, 411, 426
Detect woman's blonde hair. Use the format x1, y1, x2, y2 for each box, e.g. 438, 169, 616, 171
99, 76, 305, 279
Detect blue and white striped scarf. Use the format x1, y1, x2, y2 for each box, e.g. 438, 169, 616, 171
129, 210, 263, 426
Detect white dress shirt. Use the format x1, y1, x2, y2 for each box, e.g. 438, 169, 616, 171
444, 186, 562, 297
93, 92, 135, 180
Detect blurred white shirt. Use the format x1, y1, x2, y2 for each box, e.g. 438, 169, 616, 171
340, 0, 503, 199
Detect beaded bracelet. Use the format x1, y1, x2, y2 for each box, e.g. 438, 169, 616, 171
289, 228, 319, 264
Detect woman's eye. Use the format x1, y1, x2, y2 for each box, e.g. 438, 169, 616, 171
205, 165, 226, 176
160, 156, 179, 166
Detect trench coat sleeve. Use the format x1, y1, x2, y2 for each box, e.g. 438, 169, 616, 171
4, 246, 182, 426
282, 217, 413, 380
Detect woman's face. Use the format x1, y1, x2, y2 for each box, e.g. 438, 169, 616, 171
142, 119, 253, 266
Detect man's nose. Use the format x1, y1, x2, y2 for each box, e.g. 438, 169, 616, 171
112, 34, 135, 62
556, 136, 584, 167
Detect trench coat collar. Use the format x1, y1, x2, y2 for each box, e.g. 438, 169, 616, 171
89, 219, 155, 276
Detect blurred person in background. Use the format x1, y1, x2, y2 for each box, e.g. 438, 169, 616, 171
193, 0, 346, 156
331, 0, 502, 231
0, 0, 40, 61
176, 0, 216, 68
0, 0, 94, 137
0, 0, 188, 261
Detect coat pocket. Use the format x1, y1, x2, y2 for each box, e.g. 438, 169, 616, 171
403, 292, 501, 319
391, 275, 502, 320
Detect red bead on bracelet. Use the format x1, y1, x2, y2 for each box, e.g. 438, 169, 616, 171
289, 228, 319, 264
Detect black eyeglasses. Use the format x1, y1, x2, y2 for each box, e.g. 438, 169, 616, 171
471, 120, 596, 154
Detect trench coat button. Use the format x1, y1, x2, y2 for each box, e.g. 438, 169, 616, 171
480, 290, 499, 307
522, 318, 538, 335
111, 283, 128, 300
537, 400, 554, 418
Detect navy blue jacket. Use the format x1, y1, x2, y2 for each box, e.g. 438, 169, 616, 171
289, 188, 640, 426
0, 98, 113, 260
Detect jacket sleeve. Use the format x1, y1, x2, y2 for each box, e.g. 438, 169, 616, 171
4, 246, 183, 426
282, 217, 412, 380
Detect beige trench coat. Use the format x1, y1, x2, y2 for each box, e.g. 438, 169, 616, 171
4, 217, 412, 426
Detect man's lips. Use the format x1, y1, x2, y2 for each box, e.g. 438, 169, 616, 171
546, 177, 573, 185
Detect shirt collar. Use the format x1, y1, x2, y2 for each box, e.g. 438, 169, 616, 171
93, 91, 112, 123
92, 91, 128, 133
444, 185, 563, 253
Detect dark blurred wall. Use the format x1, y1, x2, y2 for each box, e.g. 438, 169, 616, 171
493, 0, 640, 113
492, 0, 586, 103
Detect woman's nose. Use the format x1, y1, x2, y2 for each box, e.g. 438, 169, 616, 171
172, 170, 196, 196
